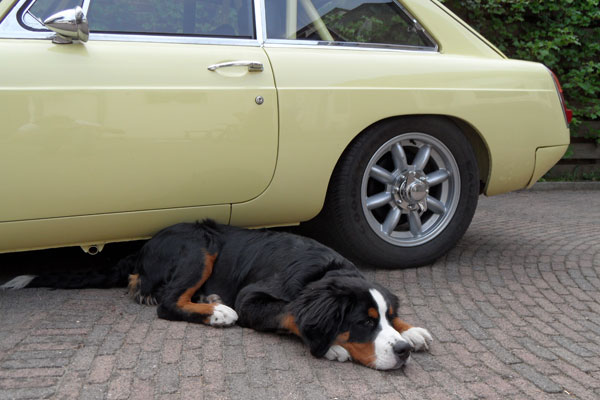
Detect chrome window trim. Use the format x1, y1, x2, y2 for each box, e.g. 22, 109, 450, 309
264, 38, 438, 53
394, 0, 438, 51
20, 0, 46, 30
0, 0, 39, 37
264, 39, 441, 54
19, 0, 87, 31
0, 0, 261, 46
255, 0, 266, 45
19, 0, 44, 30
81, 0, 89, 16
89, 33, 260, 47
0, 0, 436, 51
261, 0, 439, 53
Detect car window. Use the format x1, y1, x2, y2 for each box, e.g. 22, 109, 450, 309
265, 0, 434, 48
29, 0, 83, 21
87, 0, 254, 38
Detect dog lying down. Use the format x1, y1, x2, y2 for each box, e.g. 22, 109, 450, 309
2, 220, 432, 370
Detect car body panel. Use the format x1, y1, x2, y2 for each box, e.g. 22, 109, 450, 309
0, 40, 278, 222
527, 145, 569, 188
400, 0, 503, 58
230, 46, 569, 226
0, 204, 231, 252
424, 0, 507, 58
0, 0, 570, 253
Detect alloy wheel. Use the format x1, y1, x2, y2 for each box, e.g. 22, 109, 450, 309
360, 132, 460, 247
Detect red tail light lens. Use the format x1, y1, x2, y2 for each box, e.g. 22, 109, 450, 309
548, 69, 573, 127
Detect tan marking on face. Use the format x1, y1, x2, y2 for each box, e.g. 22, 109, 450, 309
340, 341, 376, 368
334, 331, 375, 368
368, 307, 379, 320
281, 314, 301, 336
176, 252, 218, 316
335, 331, 350, 344
389, 305, 394, 316
392, 317, 413, 333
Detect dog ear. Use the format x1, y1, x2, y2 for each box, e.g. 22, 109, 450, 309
289, 278, 353, 358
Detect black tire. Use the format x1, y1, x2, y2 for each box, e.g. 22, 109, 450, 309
310, 116, 479, 269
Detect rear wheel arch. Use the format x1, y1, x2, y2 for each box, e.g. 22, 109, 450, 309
444, 116, 491, 194
336, 115, 491, 195
304, 114, 487, 268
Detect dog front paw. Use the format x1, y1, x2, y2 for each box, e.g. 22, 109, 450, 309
208, 304, 238, 327
324, 345, 351, 362
401, 327, 432, 351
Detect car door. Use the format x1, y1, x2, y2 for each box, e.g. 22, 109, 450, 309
0, 0, 277, 222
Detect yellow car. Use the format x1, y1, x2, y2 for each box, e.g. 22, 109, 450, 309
0, 0, 570, 268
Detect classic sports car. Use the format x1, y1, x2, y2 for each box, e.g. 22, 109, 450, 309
0, 0, 570, 268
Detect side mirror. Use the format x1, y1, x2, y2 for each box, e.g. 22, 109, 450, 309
43, 6, 89, 44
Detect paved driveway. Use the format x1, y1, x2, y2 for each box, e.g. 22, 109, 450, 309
1, 190, 599, 399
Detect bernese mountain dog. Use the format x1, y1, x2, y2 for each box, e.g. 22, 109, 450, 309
2, 220, 432, 370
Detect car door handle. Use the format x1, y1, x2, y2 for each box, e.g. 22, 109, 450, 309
207, 61, 264, 72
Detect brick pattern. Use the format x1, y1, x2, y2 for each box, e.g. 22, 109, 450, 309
1, 190, 599, 399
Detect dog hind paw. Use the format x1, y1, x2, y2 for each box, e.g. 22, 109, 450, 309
401, 327, 433, 351
208, 304, 238, 327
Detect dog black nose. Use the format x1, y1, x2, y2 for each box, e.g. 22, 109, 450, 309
393, 341, 413, 360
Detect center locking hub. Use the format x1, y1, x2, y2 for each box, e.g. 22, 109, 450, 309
392, 170, 429, 212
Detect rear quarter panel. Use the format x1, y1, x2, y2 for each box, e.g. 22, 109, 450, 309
231, 47, 569, 226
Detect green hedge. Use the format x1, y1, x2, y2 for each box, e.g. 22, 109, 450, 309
439, 0, 600, 138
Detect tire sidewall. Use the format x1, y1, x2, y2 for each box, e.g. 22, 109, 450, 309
336, 117, 479, 268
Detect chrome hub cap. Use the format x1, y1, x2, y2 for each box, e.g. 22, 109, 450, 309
392, 170, 430, 212
361, 133, 460, 247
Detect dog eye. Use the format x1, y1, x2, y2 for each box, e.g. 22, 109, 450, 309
361, 318, 376, 327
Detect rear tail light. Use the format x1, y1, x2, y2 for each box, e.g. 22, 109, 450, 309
548, 69, 573, 127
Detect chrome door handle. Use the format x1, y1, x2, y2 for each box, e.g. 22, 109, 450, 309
207, 61, 264, 72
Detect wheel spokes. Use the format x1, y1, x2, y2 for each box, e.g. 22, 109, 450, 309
391, 143, 408, 172
412, 145, 431, 171
426, 196, 446, 214
370, 165, 395, 185
366, 192, 392, 210
381, 207, 402, 235
426, 169, 450, 187
361, 132, 462, 246
408, 211, 422, 237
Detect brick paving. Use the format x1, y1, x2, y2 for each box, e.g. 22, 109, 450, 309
1, 189, 599, 399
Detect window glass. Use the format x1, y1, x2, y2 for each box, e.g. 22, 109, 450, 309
265, 0, 433, 48
29, 0, 82, 20
88, 0, 254, 38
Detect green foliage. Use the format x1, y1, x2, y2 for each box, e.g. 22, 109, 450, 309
540, 168, 600, 182
439, 0, 600, 136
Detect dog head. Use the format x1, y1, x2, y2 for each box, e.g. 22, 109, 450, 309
290, 275, 413, 370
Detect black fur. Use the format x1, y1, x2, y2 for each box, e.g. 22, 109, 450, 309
24, 253, 137, 289
7, 220, 412, 366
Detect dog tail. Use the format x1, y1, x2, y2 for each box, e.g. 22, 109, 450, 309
1, 253, 138, 290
